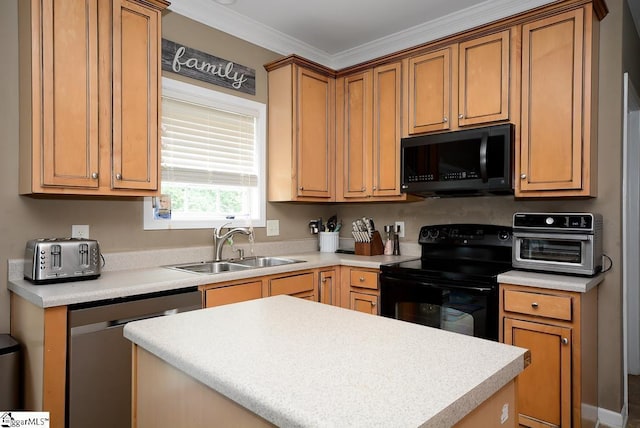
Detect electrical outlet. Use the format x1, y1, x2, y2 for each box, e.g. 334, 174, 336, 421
72, 225, 90, 239
395, 221, 405, 238
266, 219, 279, 236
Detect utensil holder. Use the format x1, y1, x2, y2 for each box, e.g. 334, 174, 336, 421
354, 231, 384, 256
319, 232, 339, 253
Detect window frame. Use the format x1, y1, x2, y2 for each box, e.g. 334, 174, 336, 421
143, 77, 266, 230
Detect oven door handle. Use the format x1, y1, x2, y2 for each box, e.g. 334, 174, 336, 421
381, 276, 494, 294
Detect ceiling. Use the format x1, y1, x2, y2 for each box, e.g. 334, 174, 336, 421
169, 0, 640, 70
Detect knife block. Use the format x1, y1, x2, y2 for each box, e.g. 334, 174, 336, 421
354, 231, 384, 256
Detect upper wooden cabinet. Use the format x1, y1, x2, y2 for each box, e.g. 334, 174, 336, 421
336, 62, 408, 201
406, 46, 455, 134
18, 0, 168, 196
517, 5, 599, 197
265, 56, 336, 202
406, 29, 511, 135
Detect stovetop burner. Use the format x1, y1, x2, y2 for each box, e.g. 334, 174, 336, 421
380, 223, 513, 285
381, 258, 513, 285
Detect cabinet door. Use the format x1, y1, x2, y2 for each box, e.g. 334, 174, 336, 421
112, 0, 160, 191
504, 318, 571, 428
407, 47, 455, 134
41, 0, 100, 189
204, 281, 263, 308
295, 67, 335, 199
270, 272, 316, 300
338, 71, 372, 199
350, 292, 378, 315
319, 270, 336, 305
520, 8, 585, 194
372, 62, 403, 197
458, 30, 510, 127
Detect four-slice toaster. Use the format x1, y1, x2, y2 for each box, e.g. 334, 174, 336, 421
24, 238, 101, 284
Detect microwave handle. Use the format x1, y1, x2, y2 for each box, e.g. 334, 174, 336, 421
480, 132, 488, 183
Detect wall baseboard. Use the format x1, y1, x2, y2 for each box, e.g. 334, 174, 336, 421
597, 404, 627, 428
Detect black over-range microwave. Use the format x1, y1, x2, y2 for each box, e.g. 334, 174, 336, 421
400, 123, 514, 197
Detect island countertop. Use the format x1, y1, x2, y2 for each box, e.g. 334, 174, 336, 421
124, 295, 529, 427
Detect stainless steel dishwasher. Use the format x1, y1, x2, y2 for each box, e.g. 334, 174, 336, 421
67, 288, 202, 428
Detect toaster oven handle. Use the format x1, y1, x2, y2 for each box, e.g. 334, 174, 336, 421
479, 132, 488, 183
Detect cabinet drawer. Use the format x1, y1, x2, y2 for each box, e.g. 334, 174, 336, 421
503, 289, 572, 321
350, 291, 379, 315
349, 270, 378, 290
204, 281, 262, 308
270, 272, 315, 296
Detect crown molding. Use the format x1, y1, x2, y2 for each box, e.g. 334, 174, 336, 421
169, 0, 557, 70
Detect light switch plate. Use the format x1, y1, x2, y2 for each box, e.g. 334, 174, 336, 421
395, 221, 405, 238
266, 220, 279, 236
72, 225, 90, 239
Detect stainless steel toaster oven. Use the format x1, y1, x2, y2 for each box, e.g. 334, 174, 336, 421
512, 213, 603, 276
24, 238, 101, 284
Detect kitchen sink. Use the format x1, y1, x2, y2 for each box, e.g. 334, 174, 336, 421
166, 256, 304, 275
169, 261, 254, 274
231, 256, 304, 268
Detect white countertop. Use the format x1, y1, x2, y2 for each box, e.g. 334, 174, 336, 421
498, 269, 605, 293
124, 295, 529, 428
8, 251, 418, 308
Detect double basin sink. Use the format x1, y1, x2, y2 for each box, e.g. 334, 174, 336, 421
167, 256, 304, 275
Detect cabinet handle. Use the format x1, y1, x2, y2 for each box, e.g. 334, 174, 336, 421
359, 277, 365, 282
443, 116, 448, 123
520, 173, 527, 179
361, 187, 366, 192
562, 338, 569, 345
91, 172, 99, 179
321, 278, 327, 283
372, 186, 377, 190
299, 186, 304, 190
115, 173, 122, 180
531, 302, 539, 308
459, 114, 464, 119
371, 301, 377, 306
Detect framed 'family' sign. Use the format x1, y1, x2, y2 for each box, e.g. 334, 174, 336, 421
161, 39, 256, 95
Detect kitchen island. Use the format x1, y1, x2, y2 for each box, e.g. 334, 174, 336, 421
124, 295, 529, 427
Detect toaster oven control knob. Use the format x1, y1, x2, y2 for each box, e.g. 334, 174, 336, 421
498, 231, 510, 241
545, 217, 555, 225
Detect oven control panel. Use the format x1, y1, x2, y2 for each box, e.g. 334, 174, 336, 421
419, 224, 512, 247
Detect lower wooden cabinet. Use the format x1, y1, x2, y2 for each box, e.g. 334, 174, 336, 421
340, 267, 380, 315
203, 280, 264, 308
350, 292, 378, 315
319, 269, 337, 305
269, 271, 317, 300
499, 283, 598, 428
201, 269, 328, 306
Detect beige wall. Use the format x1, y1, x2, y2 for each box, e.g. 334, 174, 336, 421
0, 0, 631, 416
0, 6, 335, 333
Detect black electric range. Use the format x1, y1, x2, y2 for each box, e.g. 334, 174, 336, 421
380, 224, 513, 341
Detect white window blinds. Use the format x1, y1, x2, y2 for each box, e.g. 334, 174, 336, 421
161, 96, 258, 187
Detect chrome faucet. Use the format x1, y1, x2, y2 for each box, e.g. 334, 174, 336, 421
213, 224, 253, 261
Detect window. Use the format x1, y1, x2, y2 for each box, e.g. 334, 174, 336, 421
144, 78, 266, 230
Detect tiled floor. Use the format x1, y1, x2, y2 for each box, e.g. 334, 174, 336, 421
629, 375, 640, 428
